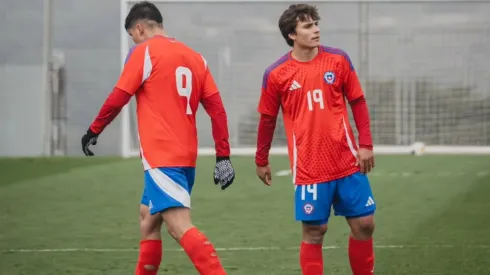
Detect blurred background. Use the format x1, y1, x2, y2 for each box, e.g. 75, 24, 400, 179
1, 0, 489, 157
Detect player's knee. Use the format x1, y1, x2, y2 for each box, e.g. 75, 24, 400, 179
140, 219, 162, 240
139, 205, 163, 239
357, 222, 375, 238
302, 223, 327, 244
348, 215, 375, 239
166, 222, 193, 240
162, 207, 193, 240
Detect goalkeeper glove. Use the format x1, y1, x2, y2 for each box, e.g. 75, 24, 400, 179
214, 156, 235, 190
81, 129, 99, 156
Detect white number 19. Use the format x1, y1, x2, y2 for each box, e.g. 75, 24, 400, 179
175, 66, 193, 115
306, 89, 324, 111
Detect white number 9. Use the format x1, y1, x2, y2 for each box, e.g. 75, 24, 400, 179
175, 66, 193, 115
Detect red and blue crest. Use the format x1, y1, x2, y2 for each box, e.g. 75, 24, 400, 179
324, 71, 336, 84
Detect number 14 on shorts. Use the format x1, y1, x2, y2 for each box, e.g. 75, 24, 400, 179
294, 184, 322, 219
298, 184, 318, 201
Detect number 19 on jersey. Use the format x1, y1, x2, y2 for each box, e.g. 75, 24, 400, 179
306, 89, 324, 111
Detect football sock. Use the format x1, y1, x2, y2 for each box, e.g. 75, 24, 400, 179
348, 236, 375, 275
135, 239, 162, 275
300, 242, 323, 275
179, 227, 226, 275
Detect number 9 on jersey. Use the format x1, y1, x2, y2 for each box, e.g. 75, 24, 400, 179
175, 66, 193, 115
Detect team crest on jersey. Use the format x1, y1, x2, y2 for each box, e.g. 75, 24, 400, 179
324, 71, 336, 84
303, 203, 314, 215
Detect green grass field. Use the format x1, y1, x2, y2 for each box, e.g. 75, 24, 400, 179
1, 155, 490, 274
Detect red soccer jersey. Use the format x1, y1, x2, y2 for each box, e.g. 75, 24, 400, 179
258, 46, 363, 185
116, 36, 220, 170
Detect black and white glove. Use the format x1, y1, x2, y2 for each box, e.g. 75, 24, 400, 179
214, 156, 235, 190
81, 129, 99, 156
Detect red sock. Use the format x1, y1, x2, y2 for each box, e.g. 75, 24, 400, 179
135, 239, 162, 275
300, 242, 323, 275
179, 227, 226, 275
348, 236, 374, 275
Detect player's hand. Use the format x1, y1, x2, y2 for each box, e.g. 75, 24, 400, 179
256, 165, 272, 186
81, 129, 99, 156
214, 156, 235, 190
356, 148, 375, 174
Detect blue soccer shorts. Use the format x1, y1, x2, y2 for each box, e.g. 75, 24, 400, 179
294, 172, 376, 225
140, 167, 196, 215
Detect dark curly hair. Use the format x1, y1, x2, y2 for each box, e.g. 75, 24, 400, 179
278, 4, 321, 47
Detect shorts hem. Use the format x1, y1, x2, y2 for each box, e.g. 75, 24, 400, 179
299, 219, 329, 226
338, 210, 375, 219
149, 204, 191, 215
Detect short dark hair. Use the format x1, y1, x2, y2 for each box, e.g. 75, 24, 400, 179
278, 4, 321, 47
125, 1, 163, 30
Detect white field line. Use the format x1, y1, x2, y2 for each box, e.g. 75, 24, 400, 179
2, 244, 490, 253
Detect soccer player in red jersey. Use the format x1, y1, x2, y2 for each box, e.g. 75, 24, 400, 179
80, 2, 235, 274
255, 4, 376, 275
